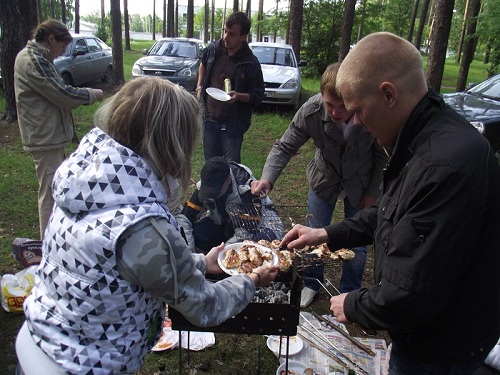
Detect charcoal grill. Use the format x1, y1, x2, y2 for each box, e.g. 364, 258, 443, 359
168, 206, 321, 373
225, 203, 320, 242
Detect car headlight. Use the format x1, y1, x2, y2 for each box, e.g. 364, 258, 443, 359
282, 78, 298, 89
470, 121, 485, 134
132, 63, 142, 75
177, 67, 192, 77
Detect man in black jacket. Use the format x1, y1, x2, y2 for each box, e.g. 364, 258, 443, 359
196, 12, 265, 163
282, 32, 500, 374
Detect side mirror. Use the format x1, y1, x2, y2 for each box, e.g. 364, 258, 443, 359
142, 48, 148, 55
298, 60, 308, 67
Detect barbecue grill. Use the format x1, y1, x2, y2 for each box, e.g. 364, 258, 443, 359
169, 205, 314, 373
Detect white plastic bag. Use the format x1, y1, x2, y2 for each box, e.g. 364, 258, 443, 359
1, 265, 37, 313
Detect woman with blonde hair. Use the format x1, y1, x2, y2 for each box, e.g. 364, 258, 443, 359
14, 19, 104, 239
16, 77, 278, 374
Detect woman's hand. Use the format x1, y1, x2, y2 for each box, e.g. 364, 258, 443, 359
249, 265, 279, 287
205, 242, 225, 274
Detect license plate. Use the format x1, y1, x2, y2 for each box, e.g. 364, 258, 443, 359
264, 91, 275, 98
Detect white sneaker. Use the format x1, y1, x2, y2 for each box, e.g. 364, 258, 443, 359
300, 287, 320, 308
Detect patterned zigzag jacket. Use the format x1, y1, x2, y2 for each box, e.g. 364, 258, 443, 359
23, 128, 256, 374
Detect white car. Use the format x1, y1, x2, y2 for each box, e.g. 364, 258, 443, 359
249, 42, 307, 110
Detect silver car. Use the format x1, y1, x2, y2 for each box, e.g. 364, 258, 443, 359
55, 35, 112, 86
131, 37, 205, 91
249, 42, 307, 110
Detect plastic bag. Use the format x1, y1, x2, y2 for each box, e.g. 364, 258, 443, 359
1, 265, 37, 313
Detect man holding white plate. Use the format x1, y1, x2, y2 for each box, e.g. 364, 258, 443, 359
196, 11, 265, 163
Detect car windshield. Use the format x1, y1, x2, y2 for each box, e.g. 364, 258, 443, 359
468, 75, 500, 100
149, 41, 197, 58
251, 46, 296, 67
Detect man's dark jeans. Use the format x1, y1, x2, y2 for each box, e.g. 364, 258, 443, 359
203, 120, 243, 163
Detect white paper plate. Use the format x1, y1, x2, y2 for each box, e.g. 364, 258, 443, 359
206, 87, 231, 101
151, 330, 178, 351
276, 360, 310, 375
267, 335, 304, 356
218, 242, 278, 275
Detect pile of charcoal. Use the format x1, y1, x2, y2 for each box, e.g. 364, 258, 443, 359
251, 281, 291, 304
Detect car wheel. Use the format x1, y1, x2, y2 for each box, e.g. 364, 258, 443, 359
61, 72, 73, 86
101, 66, 112, 83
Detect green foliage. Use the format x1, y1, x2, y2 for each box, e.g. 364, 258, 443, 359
300, 0, 344, 77
477, 0, 500, 74
95, 22, 109, 44
38, 0, 75, 23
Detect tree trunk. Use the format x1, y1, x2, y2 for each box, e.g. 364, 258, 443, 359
483, 38, 492, 64
233, 0, 239, 12
162, 0, 167, 37
273, 0, 277, 42
257, 0, 263, 41
247, 0, 252, 42
50, 0, 55, 19
0, 0, 37, 121
425, 0, 455, 92
204, 0, 209, 42
75, 0, 80, 33
110, 0, 125, 86
456, 0, 481, 91
339, 0, 356, 61
456, 0, 471, 64
61, 0, 67, 24
408, 0, 420, 42
37, 0, 43, 23
175, 0, 179, 37
211, 0, 215, 40
288, 0, 303, 62
101, 0, 105, 22
124, 0, 131, 50
187, 0, 194, 37
414, 0, 430, 50
153, 0, 156, 40
167, 0, 174, 37
357, 0, 367, 42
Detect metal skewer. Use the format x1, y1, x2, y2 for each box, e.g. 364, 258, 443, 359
300, 314, 369, 375
297, 327, 351, 371
311, 311, 376, 357
300, 313, 370, 375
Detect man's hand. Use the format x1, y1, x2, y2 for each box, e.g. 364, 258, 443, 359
251, 180, 271, 198
205, 242, 225, 274
330, 293, 349, 323
281, 224, 329, 249
93, 89, 104, 101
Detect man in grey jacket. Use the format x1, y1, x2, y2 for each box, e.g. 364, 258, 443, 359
252, 63, 387, 307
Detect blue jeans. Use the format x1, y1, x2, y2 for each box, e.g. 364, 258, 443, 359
203, 120, 243, 163
389, 343, 487, 375
303, 189, 367, 293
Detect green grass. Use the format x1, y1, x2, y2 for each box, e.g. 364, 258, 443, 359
0, 46, 495, 374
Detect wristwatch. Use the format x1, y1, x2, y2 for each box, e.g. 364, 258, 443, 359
196, 86, 202, 92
